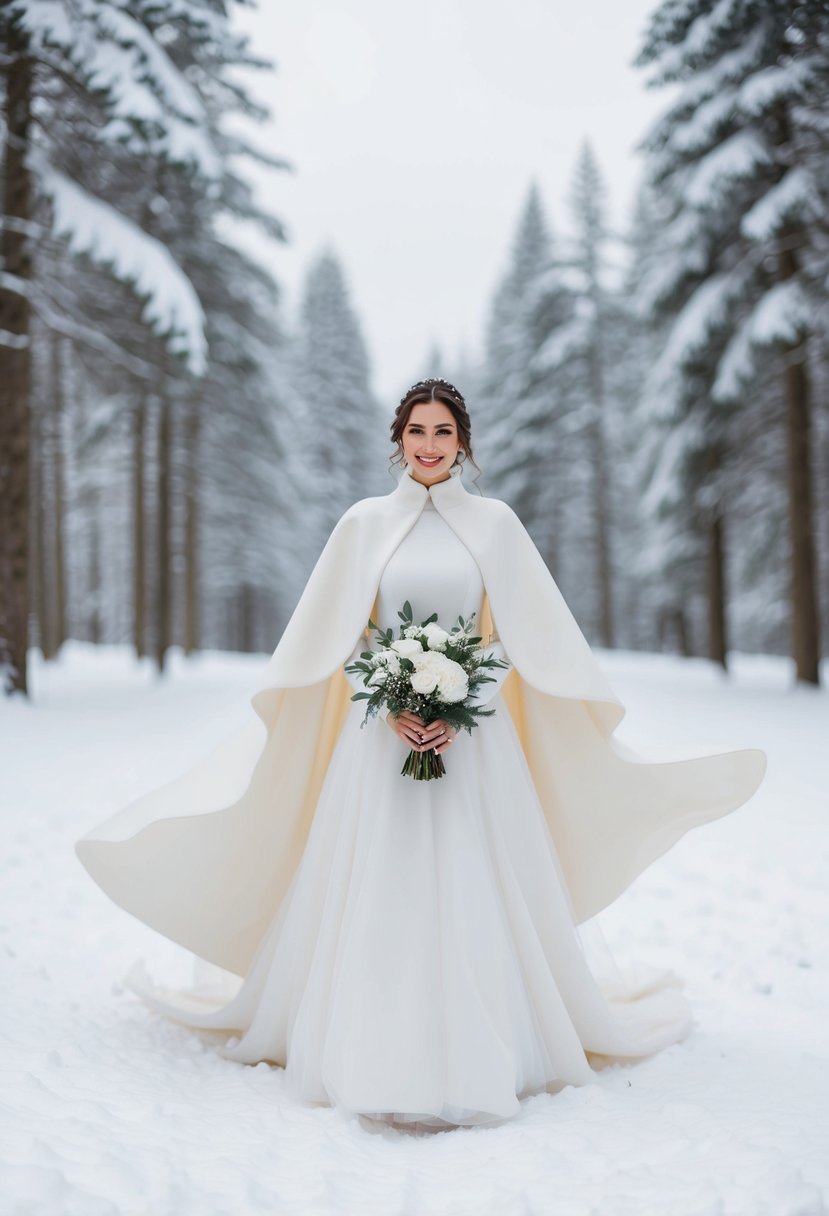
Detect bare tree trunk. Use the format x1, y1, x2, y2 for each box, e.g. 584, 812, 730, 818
773, 104, 820, 685
659, 604, 692, 657
783, 338, 820, 683
239, 582, 254, 653
0, 15, 33, 696
183, 399, 200, 655
132, 391, 147, 657
707, 511, 727, 669
32, 394, 48, 654
52, 333, 67, 650
86, 484, 102, 644
155, 392, 172, 673
700, 442, 727, 670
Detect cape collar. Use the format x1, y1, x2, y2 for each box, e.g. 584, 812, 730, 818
389, 458, 470, 512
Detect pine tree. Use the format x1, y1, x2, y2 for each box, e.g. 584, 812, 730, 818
478, 182, 575, 571
0, 0, 292, 688
293, 248, 382, 563
634, 0, 829, 683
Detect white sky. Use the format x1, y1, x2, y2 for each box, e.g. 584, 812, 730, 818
228, 0, 672, 407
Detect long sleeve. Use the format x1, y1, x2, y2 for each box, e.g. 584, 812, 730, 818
343, 635, 391, 723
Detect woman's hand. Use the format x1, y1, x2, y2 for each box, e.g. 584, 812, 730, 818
387, 710, 457, 753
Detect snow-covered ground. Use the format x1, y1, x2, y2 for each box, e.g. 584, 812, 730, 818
1, 641, 827, 1216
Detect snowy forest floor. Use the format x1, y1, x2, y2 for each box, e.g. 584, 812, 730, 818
1, 641, 827, 1216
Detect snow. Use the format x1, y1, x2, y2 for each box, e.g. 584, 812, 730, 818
643, 272, 739, 410
740, 167, 824, 242
738, 56, 823, 116
713, 280, 813, 401
643, 0, 743, 85
685, 130, 773, 208
15, 0, 220, 178
2, 641, 827, 1215
32, 155, 208, 377
669, 88, 739, 156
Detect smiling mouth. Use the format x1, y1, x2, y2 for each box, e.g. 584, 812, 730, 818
416, 455, 443, 466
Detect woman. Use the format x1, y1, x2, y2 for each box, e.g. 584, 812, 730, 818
75, 378, 767, 1132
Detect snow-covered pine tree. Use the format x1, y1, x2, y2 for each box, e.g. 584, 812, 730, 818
0, 0, 293, 687
595, 180, 677, 655
557, 140, 621, 648
292, 247, 382, 567
478, 182, 576, 580
626, 173, 718, 660
634, 0, 829, 683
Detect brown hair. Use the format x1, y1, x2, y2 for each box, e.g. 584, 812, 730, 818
390, 378, 483, 489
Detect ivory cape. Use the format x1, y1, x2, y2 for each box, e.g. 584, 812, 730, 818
75, 462, 767, 979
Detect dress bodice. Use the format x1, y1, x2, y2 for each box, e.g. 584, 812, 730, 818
375, 494, 485, 635
343, 486, 511, 719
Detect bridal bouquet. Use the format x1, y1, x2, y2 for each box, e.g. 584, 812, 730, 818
345, 599, 510, 781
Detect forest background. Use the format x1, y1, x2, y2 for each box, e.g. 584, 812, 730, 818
1, 0, 827, 696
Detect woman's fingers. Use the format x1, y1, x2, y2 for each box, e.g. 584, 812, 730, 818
432, 724, 456, 753
389, 711, 451, 751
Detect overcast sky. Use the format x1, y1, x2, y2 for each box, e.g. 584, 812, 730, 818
227, 0, 673, 408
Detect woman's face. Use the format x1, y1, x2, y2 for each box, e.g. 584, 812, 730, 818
401, 400, 461, 485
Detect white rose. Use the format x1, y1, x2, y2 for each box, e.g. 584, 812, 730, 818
391, 638, 424, 660
368, 668, 388, 686
411, 667, 439, 694
422, 623, 450, 650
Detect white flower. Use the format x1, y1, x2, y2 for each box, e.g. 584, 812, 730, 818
403, 625, 421, 639
414, 649, 442, 670
422, 623, 450, 650
411, 667, 439, 694
391, 638, 424, 660
435, 658, 469, 703
368, 668, 388, 686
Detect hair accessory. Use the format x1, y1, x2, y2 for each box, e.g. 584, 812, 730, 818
399, 377, 463, 408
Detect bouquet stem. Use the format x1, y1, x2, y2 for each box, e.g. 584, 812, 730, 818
401, 746, 447, 781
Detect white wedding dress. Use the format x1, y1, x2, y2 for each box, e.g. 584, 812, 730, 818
124, 488, 693, 1130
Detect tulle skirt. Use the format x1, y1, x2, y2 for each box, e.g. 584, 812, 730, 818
124, 692, 694, 1130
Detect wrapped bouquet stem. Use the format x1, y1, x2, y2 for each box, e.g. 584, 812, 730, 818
344, 600, 510, 781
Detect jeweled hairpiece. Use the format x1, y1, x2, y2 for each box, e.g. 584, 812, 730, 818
399, 377, 462, 407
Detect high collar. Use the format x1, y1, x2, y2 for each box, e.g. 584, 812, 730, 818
389, 458, 469, 512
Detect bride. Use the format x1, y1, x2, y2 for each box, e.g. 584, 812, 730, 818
75, 377, 767, 1132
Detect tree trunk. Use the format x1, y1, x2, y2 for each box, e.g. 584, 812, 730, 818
707, 511, 727, 669
183, 399, 200, 655
133, 391, 147, 657
52, 333, 67, 651
87, 484, 102, 644
700, 442, 727, 670
155, 392, 172, 673
239, 582, 254, 653
783, 343, 820, 683
0, 15, 33, 696
32, 393, 49, 655
773, 103, 820, 685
